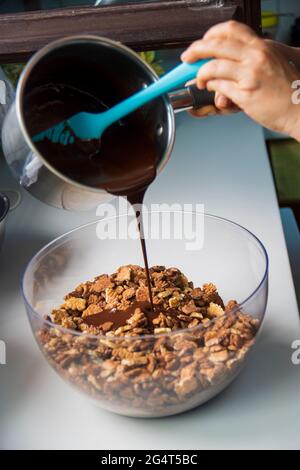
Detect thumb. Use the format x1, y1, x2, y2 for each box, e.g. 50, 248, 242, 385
215, 92, 239, 113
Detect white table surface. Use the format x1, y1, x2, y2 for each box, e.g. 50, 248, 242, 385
0, 112, 299, 450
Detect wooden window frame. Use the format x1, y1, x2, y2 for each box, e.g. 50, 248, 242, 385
0, 0, 261, 63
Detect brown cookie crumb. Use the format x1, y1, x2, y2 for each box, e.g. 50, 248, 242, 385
37, 265, 260, 414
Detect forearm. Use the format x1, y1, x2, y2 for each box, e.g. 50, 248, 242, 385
286, 46, 300, 70
267, 40, 300, 70
260, 41, 300, 141
276, 43, 300, 142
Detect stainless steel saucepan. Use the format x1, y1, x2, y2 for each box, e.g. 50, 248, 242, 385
2, 36, 215, 211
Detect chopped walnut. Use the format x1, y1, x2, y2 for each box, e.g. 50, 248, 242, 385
82, 303, 102, 318
63, 297, 86, 312
136, 286, 150, 302
207, 302, 225, 318
92, 275, 113, 292
116, 266, 132, 282
50, 308, 67, 324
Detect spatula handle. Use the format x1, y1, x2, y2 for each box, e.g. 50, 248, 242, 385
104, 59, 212, 127
156, 59, 211, 92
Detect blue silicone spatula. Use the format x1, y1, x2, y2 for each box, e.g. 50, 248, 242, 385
32, 59, 211, 145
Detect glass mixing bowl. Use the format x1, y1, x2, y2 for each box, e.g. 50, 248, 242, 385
22, 212, 268, 417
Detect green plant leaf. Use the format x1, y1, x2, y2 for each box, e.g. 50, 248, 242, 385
138, 51, 165, 76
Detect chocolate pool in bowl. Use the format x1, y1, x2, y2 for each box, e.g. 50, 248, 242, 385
22, 212, 268, 417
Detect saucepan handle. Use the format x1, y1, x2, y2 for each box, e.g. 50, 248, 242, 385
169, 85, 215, 114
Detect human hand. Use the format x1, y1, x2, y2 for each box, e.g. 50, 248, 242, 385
188, 90, 239, 118
182, 21, 300, 140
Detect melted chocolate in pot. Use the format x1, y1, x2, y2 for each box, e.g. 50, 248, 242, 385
25, 84, 159, 313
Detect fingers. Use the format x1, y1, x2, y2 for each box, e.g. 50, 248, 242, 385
188, 92, 239, 119
196, 59, 239, 88
181, 38, 246, 63
185, 79, 196, 87
203, 20, 257, 43
215, 93, 233, 110
206, 79, 242, 105
181, 20, 259, 65
189, 105, 218, 119
215, 94, 240, 113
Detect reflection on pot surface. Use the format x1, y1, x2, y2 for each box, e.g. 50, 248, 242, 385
0, 192, 9, 251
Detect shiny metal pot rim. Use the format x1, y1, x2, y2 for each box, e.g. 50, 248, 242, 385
0, 192, 9, 251
0, 192, 9, 223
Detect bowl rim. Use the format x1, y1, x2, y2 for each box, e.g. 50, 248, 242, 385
21, 211, 269, 340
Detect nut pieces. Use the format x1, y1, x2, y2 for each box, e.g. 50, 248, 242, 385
37, 265, 259, 413
49, 265, 227, 335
